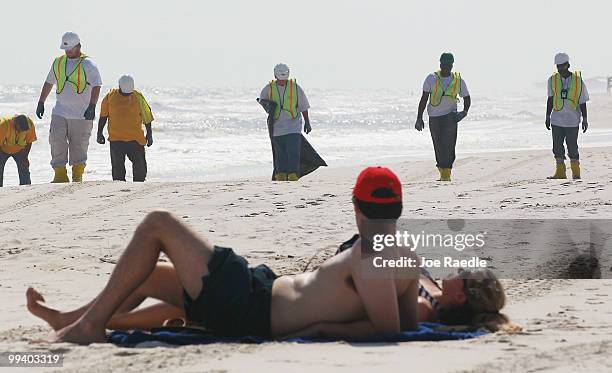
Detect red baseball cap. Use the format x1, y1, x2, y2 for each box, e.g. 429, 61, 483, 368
353, 167, 402, 204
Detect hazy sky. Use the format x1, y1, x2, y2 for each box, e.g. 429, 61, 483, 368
4, 0, 611, 93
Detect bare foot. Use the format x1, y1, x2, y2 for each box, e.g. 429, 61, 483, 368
54, 320, 106, 345
26, 287, 74, 331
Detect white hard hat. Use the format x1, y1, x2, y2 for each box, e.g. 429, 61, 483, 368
554, 53, 570, 65
274, 63, 290, 80
118, 75, 135, 94
60, 32, 80, 50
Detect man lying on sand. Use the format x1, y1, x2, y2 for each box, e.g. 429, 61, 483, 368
27, 167, 513, 344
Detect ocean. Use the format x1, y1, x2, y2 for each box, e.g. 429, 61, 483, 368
2, 85, 612, 185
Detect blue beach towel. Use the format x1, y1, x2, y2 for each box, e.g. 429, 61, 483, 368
108, 323, 488, 347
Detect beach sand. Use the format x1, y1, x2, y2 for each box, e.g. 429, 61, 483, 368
1, 146, 611, 372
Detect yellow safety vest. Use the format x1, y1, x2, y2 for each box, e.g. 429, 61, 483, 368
1, 117, 29, 148
52, 54, 88, 94
551, 71, 582, 111
430, 71, 461, 107
269, 79, 299, 120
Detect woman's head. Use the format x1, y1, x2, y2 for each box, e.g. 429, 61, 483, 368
439, 269, 520, 332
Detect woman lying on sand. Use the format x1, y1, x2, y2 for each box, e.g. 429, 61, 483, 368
25, 167, 517, 344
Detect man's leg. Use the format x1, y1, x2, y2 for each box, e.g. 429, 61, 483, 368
126, 141, 147, 182
27, 263, 184, 331
428, 116, 443, 168
12, 152, 32, 185
55, 211, 213, 344
286, 133, 301, 180
49, 115, 69, 169
66, 119, 93, 167
0, 151, 10, 187
272, 135, 288, 180
551, 125, 567, 161
565, 126, 579, 161
442, 113, 458, 169
110, 142, 127, 181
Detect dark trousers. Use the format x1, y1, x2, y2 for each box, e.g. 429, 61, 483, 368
429, 112, 458, 169
551, 125, 579, 161
0, 151, 31, 187
272, 133, 301, 174
110, 141, 147, 182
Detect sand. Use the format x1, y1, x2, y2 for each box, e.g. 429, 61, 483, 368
1, 145, 611, 372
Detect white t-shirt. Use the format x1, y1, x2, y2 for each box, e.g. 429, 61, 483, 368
423, 73, 470, 117
260, 82, 310, 137
547, 75, 589, 127
46, 57, 102, 119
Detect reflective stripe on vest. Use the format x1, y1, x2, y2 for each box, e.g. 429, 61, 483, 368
430, 71, 461, 107
2, 118, 28, 147
268, 79, 299, 120
53, 54, 89, 94
551, 71, 582, 111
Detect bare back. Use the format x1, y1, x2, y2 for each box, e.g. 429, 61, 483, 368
270, 238, 419, 337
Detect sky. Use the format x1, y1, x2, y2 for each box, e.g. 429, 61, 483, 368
3, 0, 612, 93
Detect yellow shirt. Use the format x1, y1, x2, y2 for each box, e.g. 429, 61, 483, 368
100, 90, 153, 146
0, 116, 37, 154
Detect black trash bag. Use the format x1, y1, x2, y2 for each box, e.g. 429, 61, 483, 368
257, 98, 327, 180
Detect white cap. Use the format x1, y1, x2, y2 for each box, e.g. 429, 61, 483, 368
274, 63, 290, 80
554, 52, 570, 65
60, 32, 80, 50
118, 75, 135, 94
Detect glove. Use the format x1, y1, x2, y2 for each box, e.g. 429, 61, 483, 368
96, 132, 105, 144
304, 121, 312, 134
456, 111, 467, 123
84, 104, 96, 120
146, 132, 153, 147
582, 119, 588, 133
545, 116, 551, 130
36, 102, 45, 119
415, 118, 425, 131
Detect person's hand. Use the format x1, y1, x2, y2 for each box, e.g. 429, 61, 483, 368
582, 119, 588, 133
96, 132, 105, 144
36, 102, 45, 119
146, 133, 153, 147
304, 121, 312, 134
84, 104, 96, 120
456, 110, 468, 123
545, 116, 551, 130
415, 117, 425, 131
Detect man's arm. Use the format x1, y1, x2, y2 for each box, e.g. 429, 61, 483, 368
545, 97, 553, 130
19, 144, 32, 168
462, 96, 471, 113
302, 110, 311, 134
415, 91, 429, 131
145, 123, 153, 147
97, 116, 107, 144
36, 82, 54, 119
84, 86, 101, 120
580, 103, 588, 133
350, 244, 401, 335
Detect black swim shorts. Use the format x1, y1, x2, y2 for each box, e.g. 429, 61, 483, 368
183, 246, 277, 337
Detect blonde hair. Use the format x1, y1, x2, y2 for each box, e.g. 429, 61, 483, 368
440, 269, 521, 333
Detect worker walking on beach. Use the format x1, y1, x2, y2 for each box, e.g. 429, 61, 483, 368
0, 115, 37, 187
415, 53, 471, 182
545, 53, 589, 180
36, 32, 102, 183
259, 63, 311, 181
97, 75, 153, 182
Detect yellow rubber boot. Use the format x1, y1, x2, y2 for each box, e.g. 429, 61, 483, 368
274, 173, 287, 181
72, 163, 86, 182
51, 167, 69, 183
547, 162, 567, 179
570, 160, 580, 179
287, 173, 299, 181
439, 168, 451, 182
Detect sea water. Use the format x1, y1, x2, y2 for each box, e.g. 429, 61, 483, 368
1, 85, 612, 185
